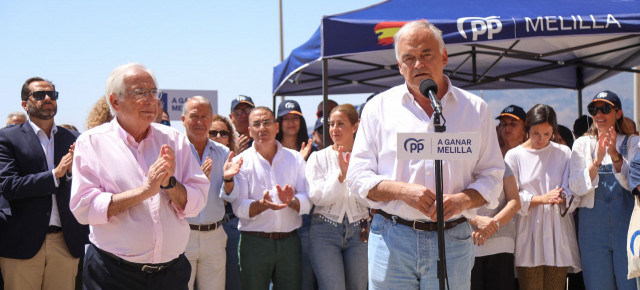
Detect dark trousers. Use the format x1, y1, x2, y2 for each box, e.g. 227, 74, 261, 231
82, 244, 191, 290
471, 252, 515, 290
239, 232, 302, 290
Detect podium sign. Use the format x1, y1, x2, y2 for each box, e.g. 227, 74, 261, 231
397, 132, 481, 160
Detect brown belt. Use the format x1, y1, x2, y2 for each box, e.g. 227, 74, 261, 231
241, 230, 296, 240
377, 210, 467, 231
189, 221, 222, 232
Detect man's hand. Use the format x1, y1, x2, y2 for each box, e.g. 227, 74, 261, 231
400, 183, 436, 216
236, 134, 252, 154
261, 190, 288, 211
427, 192, 472, 221
53, 143, 75, 178
158, 145, 176, 187
223, 152, 243, 180
276, 184, 294, 206
145, 149, 170, 194
201, 157, 212, 181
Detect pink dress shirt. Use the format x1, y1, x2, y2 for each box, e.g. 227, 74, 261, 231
70, 119, 209, 263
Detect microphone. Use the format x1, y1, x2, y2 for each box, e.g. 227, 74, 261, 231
419, 79, 442, 115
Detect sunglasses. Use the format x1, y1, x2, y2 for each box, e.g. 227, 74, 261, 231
28, 91, 59, 101
587, 104, 615, 116
209, 130, 230, 138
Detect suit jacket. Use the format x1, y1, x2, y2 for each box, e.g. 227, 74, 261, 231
0, 123, 88, 259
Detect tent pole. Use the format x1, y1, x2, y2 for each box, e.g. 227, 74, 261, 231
577, 66, 584, 117
322, 59, 329, 147
578, 90, 583, 117
634, 67, 640, 123
472, 46, 477, 83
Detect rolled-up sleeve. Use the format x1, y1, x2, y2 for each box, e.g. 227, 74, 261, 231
466, 103, 504, 210
70, 135, 112, 225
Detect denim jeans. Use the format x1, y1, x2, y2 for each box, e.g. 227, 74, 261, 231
309, 215, 368, 290
299, 212, 318, 290
223, 216, 241, 290
368, 214, 474, 290
578, 163, 636, 290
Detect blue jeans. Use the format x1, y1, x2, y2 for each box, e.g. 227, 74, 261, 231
368, 214, 473, 290
309, 215, 368, 290
299, 212, 318, 290
578, 164, 636, 290
223, 217, 241, 290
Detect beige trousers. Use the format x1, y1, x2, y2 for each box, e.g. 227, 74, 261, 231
185, 226, 228, 290
0, 232, 79, 290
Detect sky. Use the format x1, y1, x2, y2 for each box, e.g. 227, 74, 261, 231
0, 0, 636, 134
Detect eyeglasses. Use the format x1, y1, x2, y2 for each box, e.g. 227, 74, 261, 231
160, 120, 171, 126
587, 105, 615, 116
127, 88, 159, 100
233, 107, 253, 117
559, 194, 575, 217
250, 119, 275, 129
209, 130, 230, 138
28, 91, 59, 101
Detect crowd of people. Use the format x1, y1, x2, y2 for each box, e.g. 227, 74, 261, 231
1, 20, 640, 290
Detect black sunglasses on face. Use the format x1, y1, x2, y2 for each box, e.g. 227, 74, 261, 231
209, 130, 230, 138
28, 91, 59, 101
587, 104, 614, 116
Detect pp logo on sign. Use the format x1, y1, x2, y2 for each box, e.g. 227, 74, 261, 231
457, 16, 502, 41
404, 138, 425, 153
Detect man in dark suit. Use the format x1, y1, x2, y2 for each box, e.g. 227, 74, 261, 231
0, 77, 88, 290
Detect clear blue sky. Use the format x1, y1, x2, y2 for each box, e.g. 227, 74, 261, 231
0, 0, 634, 132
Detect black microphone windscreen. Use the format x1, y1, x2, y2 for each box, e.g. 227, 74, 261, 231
419, 79, 438, 97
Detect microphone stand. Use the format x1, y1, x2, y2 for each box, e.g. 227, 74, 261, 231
432, 109, 448, 290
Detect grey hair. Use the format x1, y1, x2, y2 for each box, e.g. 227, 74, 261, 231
182, 96, 212, 116
6, 111, 26, 125
394, 20, 445, 61
104, 63, 157, 115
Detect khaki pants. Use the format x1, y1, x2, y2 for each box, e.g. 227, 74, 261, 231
185, 226, 227, 290
0, 232, 79, 290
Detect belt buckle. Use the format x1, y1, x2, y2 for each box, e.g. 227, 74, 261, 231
141, 265, 163, 273
412, 220, 425, 231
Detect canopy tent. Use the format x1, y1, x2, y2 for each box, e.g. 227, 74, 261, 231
272, 0, 640, 116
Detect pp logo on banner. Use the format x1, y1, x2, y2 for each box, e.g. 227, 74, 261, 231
404, 138, 425, 153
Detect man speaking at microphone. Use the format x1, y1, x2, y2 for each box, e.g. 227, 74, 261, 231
347, 20, 504, 289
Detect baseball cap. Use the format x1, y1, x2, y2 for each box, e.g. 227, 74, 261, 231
230, 95, 255, 111
314, 117, 324, 131
496, 105, 526, 121
277, 100, 303, 118
587, 90, 622, 109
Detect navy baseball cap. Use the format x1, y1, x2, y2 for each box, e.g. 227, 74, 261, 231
230, 95, 255, 111
496, 105, 526, 121
277, 100, 303, 118
314, 117, 324, 131
588, 90, 622, 109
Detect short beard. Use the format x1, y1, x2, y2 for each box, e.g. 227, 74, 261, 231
27, 103, 57, 120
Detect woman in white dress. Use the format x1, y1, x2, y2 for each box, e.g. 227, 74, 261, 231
505, 104, 581, 290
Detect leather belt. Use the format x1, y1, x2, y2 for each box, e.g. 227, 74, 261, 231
189, 221, 222, 232
377, 210, 467, 231
242, 230, 296, 240
47, 226, 62, 234
92, 244, 179, 273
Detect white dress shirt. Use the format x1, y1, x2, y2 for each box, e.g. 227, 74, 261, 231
28, 120, 61, 227
230, 141, 311, 232
306, 147, 370, 224
505, 142, 581, 273
187, 139, 235, 225
347, 77, 504, 221
569, 134, 640, 208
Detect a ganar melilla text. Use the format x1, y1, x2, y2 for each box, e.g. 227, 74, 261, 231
437, 138, 472, 154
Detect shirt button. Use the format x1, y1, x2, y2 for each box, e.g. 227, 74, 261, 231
427, 172, 431, 176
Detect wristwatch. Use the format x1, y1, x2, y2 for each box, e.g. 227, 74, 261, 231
161, 176, 177, 189
612, 153, 623, 163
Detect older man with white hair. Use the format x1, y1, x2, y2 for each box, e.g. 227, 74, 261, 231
181, 96, 243, 290
70, 63, 210, 289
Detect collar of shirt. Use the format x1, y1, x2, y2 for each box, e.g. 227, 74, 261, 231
113, 118, 153, 151
28, 118, 57, 139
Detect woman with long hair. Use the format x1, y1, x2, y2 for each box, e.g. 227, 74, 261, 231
209, 114, 236, 153
306, 104, 369, 290
505, 104, 581, 290
276, 100, 313, 160
569, 91, 639, 289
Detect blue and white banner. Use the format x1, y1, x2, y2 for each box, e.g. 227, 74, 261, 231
397, 132, 480, 161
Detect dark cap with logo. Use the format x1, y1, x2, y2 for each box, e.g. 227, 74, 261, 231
314, 117, 324, 131
277, 100, 303, 118
230, 95, 255, 111
496, 105, 526, 121
588, 90, 622, 109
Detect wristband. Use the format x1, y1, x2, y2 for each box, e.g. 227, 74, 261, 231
223, 177, 234, 183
